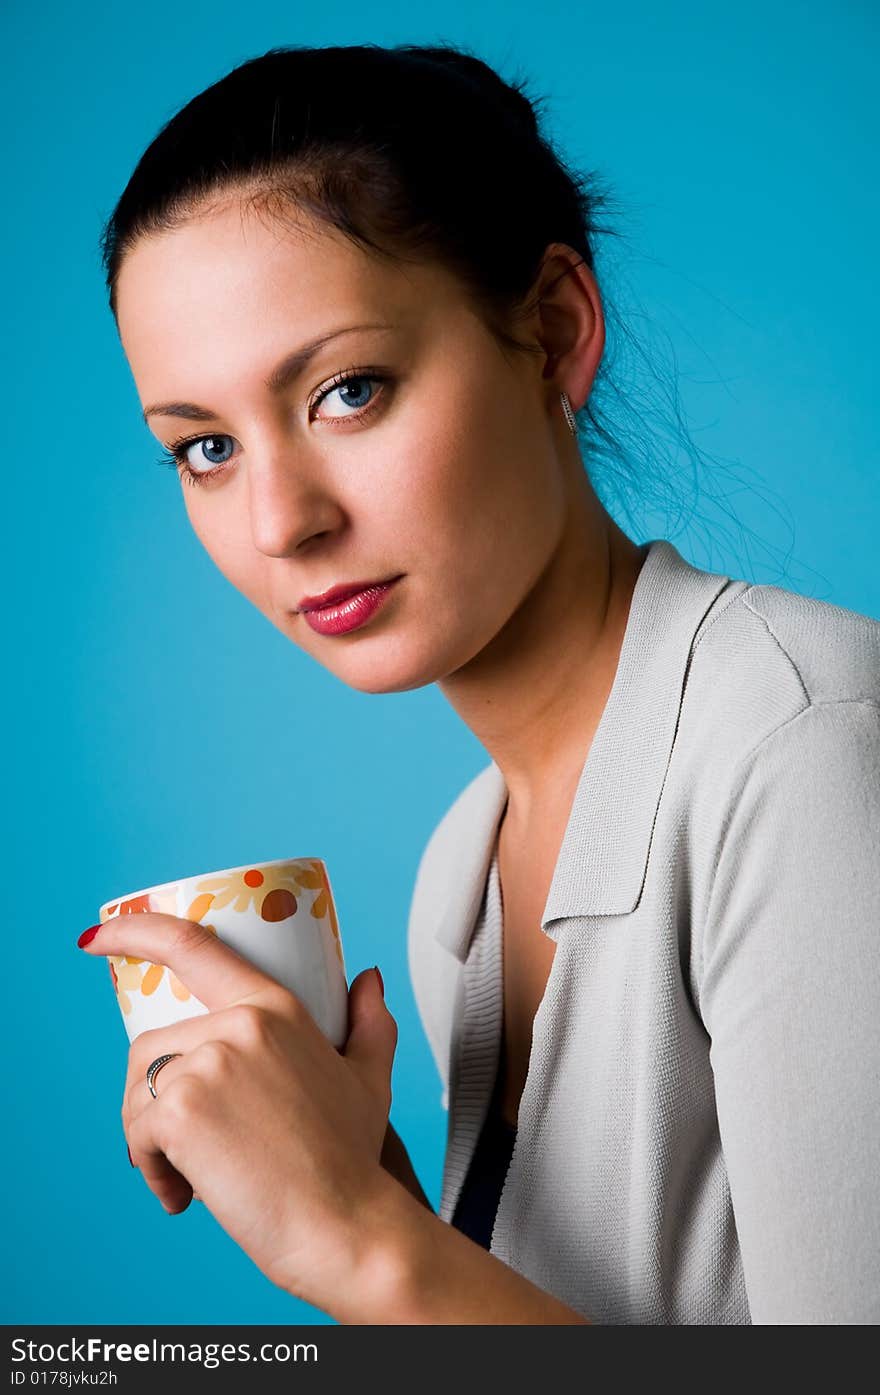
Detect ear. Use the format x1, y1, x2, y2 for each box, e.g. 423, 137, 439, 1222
527, 241, 606, 416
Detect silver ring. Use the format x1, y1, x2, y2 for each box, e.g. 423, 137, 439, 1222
146, 1053, 182, 1099
560, 391, 578, 437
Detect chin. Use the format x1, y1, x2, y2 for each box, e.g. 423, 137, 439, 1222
333, 639, 456, 695
339, 665, 437, 697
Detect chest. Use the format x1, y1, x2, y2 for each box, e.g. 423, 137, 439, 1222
495, 834, 560, 1130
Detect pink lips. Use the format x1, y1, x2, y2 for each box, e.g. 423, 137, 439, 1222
301, 577, 403, 635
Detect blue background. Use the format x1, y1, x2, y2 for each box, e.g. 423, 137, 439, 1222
3, 0, 877, 1325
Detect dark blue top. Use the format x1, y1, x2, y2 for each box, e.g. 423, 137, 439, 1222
450, 1070, 517, 1250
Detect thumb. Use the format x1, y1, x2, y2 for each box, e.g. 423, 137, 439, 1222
343, 966, 397, 1096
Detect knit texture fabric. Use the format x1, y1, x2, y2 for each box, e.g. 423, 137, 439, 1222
407, 538, 880, 1324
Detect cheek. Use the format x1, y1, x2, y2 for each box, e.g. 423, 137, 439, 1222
390, 428, 565, 657
412, 412, 563, 577
185, 499, 271, 609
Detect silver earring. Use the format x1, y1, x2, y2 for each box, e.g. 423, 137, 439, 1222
560, 391, 578, 436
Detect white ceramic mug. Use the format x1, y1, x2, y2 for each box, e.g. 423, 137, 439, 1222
98, 856, 348, 1047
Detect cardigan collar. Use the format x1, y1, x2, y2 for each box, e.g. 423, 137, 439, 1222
434, 538, 734, 962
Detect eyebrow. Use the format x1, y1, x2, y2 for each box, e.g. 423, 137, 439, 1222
141, 321, 396, 425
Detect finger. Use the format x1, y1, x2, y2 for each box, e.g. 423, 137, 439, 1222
122, 1016, 221, 1196
124, 1000, 298, 1120
126, 1012, 226, 1114
343, 967, 398, 1104
128, 1139, 194, 1212
79, 913, 278, 1011
121, 1004, 295, 1206
124, 1049, 193, 1208
127, 1095, 195, 1215
132, 1042, 188, 1106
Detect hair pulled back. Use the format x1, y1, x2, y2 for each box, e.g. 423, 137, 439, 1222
100, 46, 622, 444
100, 41, 767, 554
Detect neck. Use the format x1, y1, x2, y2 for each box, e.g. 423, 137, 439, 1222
437, 474, 647, 829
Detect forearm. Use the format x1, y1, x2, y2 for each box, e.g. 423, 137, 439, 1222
333, 1171, 592, 1325
380, 1121, 433, 1211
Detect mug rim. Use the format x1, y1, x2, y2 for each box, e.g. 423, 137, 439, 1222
99, 855, 327, 917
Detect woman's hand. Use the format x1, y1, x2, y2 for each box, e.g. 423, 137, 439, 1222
79, 913, 399, 1312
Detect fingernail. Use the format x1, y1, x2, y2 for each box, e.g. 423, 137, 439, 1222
77, 925, 101, 948
373, 965, 384, 999
127, 1144, 136, 1167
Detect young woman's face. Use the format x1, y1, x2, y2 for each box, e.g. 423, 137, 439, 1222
116, 199, 575, 693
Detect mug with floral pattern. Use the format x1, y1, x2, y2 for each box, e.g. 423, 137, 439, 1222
98, 856, 348, 1047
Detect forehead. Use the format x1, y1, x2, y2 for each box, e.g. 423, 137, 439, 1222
116, 199, 453, 359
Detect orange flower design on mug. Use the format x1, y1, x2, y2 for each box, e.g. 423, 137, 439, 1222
101, 859, 341, 1016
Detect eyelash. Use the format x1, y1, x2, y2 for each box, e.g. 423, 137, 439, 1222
155, 366, 391, 488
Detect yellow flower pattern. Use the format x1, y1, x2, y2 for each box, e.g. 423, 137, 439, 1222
101, 860, 341, 1015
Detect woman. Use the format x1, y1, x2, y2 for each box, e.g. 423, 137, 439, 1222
79, 43, 880, 1324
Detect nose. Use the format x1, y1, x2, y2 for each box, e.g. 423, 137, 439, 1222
246, 442, 345, 558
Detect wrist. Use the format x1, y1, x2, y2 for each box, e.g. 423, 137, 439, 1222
304, 1167, 592, 1324
335, 1174, 593, 1324
324, 1167, 435, 1325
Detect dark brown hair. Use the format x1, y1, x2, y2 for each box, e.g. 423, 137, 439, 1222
99, 41, 764, 550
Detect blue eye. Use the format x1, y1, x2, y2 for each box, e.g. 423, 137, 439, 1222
154, 367, 391, 488
155, 433, 237, 487
185, 436, 234, 467
156, 433, 237, 487
311, 370, 388, 420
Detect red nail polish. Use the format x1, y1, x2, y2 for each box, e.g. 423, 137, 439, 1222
77, 925, 101, 948
373, 965, 384, 998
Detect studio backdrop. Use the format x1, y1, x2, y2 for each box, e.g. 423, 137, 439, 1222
3, 0, 877, 1326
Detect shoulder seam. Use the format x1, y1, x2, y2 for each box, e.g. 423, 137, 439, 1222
691, 580, 750, 655
741, 590, 810, 707
698, 697, 880, 1005
721, 696, 880, 816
